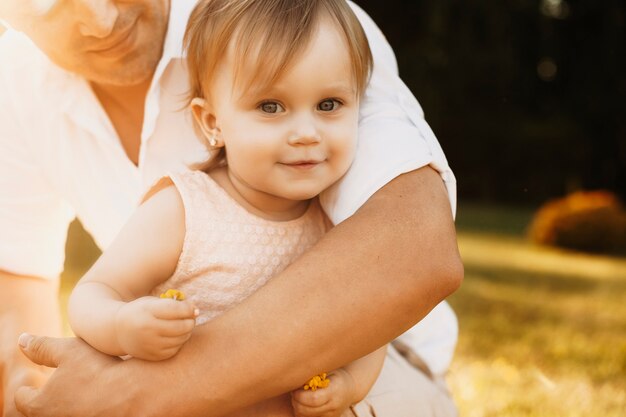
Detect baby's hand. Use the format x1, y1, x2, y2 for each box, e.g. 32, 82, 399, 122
114, 296, 198, 361
291, 368, 357, 417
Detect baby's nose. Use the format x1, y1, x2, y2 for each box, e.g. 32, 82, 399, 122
288, 116, 321, 146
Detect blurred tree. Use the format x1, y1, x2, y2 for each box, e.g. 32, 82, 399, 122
357, 0, 625, 205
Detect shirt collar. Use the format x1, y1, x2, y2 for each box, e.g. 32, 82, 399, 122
152, 0, 197, 82
15, 1, 197, 148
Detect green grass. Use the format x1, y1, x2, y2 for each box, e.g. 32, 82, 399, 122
59, 221, 100, 335
59, 204, 626, 416
455, 202, 537, 236
449, 205, 626, 416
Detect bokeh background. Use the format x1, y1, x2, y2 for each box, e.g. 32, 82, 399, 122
4, 0, 625, 416
354, 1, 626, 415
360, 0, 626, 205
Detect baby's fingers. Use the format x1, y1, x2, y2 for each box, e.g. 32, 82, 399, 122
150, 299, 199, 320
149, 299, 197, 337
156, 317, 196, 337
292, 388, 331, 408
157, 333, 194, 350
291, 396, 333, 417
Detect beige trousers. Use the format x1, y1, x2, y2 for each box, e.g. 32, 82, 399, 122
345, 344, 457, 417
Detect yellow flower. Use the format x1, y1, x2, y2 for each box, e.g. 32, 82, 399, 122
304, 373, 330, 391
160, 289, 185, 301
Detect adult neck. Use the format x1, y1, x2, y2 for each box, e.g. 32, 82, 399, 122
90, 79, 153, 166
90, 79, 153, 110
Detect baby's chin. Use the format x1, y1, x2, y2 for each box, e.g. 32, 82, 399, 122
283, 177, 346, 202
282, 189, 326, 202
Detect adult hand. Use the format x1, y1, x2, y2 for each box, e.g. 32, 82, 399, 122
3, 365, 49, 417
0, 273, 63, 417
12, 331, 290, 417
14, 334, 139, 417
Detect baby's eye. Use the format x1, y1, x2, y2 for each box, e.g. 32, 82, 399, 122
258, 101, 285, 114
318, 99, 341, 112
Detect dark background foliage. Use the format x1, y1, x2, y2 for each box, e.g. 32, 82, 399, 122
357, 0, 626, 205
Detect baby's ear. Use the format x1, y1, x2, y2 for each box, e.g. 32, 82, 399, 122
190, 98, 222, 147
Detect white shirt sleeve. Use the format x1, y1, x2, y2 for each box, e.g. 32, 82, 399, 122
0, 59, 74, 280
320, 1, 457, 224
395, 301, 459, 375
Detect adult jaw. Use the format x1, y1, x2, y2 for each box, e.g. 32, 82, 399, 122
87, 18, 139, 59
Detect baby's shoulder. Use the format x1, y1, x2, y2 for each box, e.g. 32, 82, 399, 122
141, 171, 222, 222
142, 176, 177, 204
140, 178, 185, 224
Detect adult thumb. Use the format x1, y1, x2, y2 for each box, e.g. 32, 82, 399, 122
14, 386, 37, 417
18, 333, 66, 369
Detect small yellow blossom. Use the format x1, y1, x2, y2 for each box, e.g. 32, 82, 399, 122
160, 289, 185, 301
304, 373, 330, 391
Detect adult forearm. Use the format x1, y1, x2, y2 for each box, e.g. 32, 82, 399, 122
132, 166, 463, 417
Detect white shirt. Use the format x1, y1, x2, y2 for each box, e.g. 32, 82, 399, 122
0, 0, 457, 375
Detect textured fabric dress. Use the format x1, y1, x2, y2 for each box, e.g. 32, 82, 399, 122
150, 170, 331, 325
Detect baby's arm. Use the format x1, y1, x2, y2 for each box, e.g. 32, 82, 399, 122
291, 345, 387, 417
68, 185, 197, 361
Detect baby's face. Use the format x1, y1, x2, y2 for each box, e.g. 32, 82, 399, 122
207, 18, 360, 211
1, 0, 169, 86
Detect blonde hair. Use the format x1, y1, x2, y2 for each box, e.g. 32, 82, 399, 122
184, 0, 373, 169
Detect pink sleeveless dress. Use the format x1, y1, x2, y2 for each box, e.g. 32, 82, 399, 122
150, 170, 331, 325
